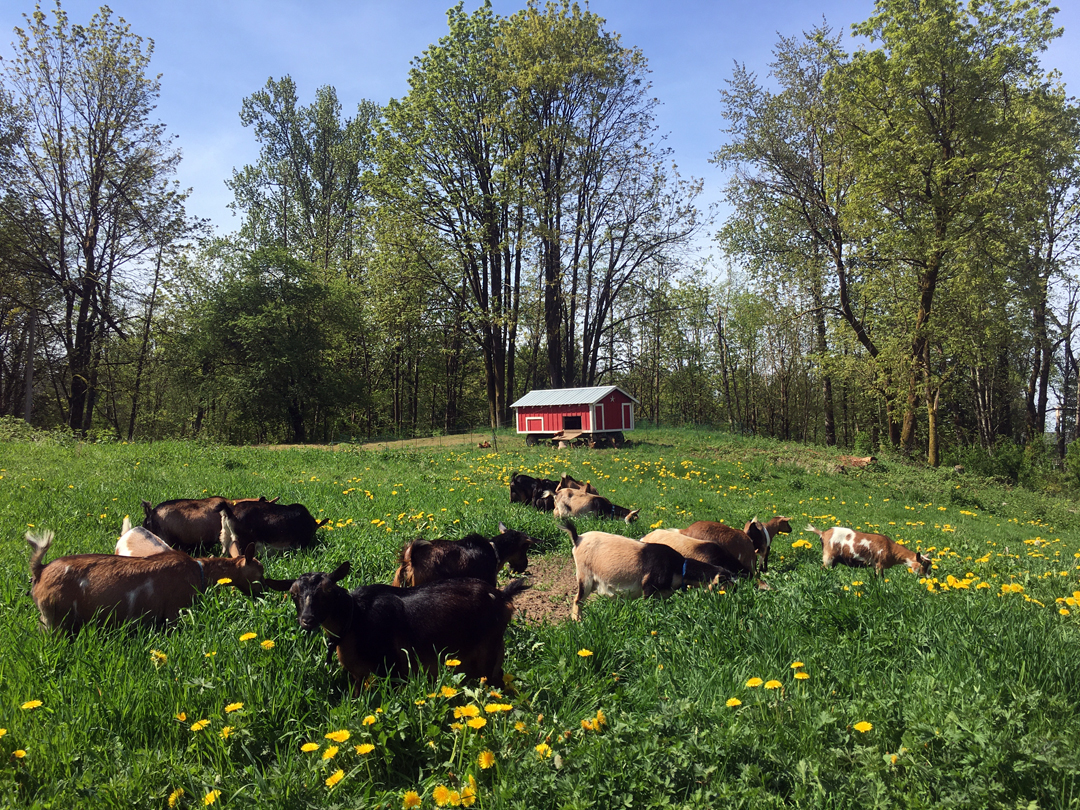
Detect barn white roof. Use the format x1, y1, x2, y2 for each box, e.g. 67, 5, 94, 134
510, 386, 639, 408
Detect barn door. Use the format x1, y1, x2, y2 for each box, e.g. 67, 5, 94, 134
622, 402, 633, 430
594, 406, 604, 431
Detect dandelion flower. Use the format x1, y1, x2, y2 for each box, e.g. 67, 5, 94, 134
514, 721, 527, 733
726, 698, 742, 708
0, 729, 5, 738
239, 632, 257, 642
403, 791, 422, 809
794, 672, 810, 681
203, 789, 221, 806
790, 661, 804, 669
21, 700, 42, 710
325, 769, 344, 788
577, 649, 593, 657
479, 749, 496, 769
535, 743, 552, 759
445, 658, 461, 667
219, 726, 233, 740
433, 784, 452, 806
581, 718, 595, 731
13, 750, 26, 759
322, 745, 339, 760
325, 729, 350, 743
466, 717, 487, 730
764, 680, 782, 690
746, 677, 763, 688
224, 702, 243, 713
853, 721, 873, 733
362, 714, 377, 726
190, 719, 209, 732
216, 577, 233, 585
440, 686, 458, 698
260, 639, 275, 650
301, 742, 320, 753
355, 743, 375, 755
168, 788, 184, 807
1061, 608, 1071, 616
175, 712, 187, 722
150, 649, 167, 668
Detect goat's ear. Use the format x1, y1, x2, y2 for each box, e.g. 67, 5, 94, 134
329, 561, 351, 582
262, 577, 295, 592
142, 500, 154, 516
268, 496, 280, 503
498, 521, 508, 534
243, 543, 257, 562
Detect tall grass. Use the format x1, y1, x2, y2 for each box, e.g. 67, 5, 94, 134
1, 431, 1079, 808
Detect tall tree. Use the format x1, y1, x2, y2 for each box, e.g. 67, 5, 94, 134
1, 1, 189, 432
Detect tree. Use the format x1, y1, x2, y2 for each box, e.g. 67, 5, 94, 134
1, 1, 190, 432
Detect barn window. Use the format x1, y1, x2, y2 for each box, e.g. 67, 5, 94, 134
563, 415, 582, 431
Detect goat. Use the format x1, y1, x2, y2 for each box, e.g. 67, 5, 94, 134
679, 517, 780, 574
216, 499, 329, 555
639, 529, 752, 578
509, 472, 560, 512
265, 564, 528, 693
390, 523, 537, 588
27, 530, 264, 633
553, 488, 640, 524
559, 520, 728, 621
115, 515, 172, 557
555, 474, 599, 495
141, 496, 279, 552
805, 524, 932, 576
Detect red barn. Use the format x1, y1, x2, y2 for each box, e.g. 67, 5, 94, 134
511, 386, 638, 446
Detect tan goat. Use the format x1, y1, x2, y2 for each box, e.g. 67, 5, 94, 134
679, 517, 782, 574
28, 530, 265, 632
804, 524, 932, 576
553, 489, 640, 524
639, 529, 753, 578
560, 520, 727, 620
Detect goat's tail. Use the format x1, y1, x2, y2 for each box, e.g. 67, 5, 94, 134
558, 518, 580, 547
500, 577, 531, 601
122, 515, 133, 534
390, 541, 414, 588
804, 523, 823, 538
218, 506, 241, 558
26, 530, 54, 584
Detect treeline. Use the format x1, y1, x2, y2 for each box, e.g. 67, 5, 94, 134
1, 0, 1079, 468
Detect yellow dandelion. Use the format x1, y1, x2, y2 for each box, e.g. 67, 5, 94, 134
219, 726, 233, 740
260, 639, 275, 650
514, 721, 527, 733
794, 672, 810, 681
224, 702, 243, 713
239, 632, 257, 641
0, 729, 5, 738
21, 700, 42, 710
203, 789, 221, 806
726, 697, 742, 707
853, 721, 873, 733
746, 677, 763, 688
325, 769, 344, 788
790, 661, 804, 669
322, 745, 339, 760
355, 743, 375, 755
1060, 608, 1070, 616
301, 742, 320, 753
403, 791, 422, 809
190, 719, 209, 732
577, 649, 593, 657
454, 705, 481, 719
167, 788, 184, 808
433, 784, 452, 806
175, 712, 187, 722
478, 749, 496, 769
13, 750, 26, 759
445, 658, 461, 667
535, 743, 552, 759
466, 717, 487, 730
150, 649, 167, 668
440, 686, 458, 698
764, 680, 782, 690
362, 714, 377, 726
581, 718, 595, 731
325, 729, 350, 743
216, 577, 233, 585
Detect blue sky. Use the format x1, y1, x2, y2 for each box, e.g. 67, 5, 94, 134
3, 0, 1078, 254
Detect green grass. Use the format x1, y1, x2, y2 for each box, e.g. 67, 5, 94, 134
1, 430, 1079, 809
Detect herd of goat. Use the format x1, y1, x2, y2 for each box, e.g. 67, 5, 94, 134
24, 471, 933, 694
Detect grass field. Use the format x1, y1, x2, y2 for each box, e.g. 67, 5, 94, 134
1, 428, 1079, 809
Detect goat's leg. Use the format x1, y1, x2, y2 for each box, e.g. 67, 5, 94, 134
571, 579, 589, 621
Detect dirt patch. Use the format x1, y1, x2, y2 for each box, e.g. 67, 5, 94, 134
512, 554, 577, 624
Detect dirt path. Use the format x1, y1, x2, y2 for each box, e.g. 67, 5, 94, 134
263, 433, 503, 452
512, 555, 577, 624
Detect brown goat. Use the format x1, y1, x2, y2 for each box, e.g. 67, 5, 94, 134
553, 488, 640, 524
560, 520, 728, 621
639, 529, 753, 578
141, 496, 278, 552
265, 563, 528, 693
391, 523, 537, 588
555, 474, 599, 495
679, 519, 774, 574
28, 530, 264, 632
805, 524, 932, 576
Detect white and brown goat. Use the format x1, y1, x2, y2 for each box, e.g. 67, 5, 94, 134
560, 520, 728, 621
553, 489, 640, 524
804, 524, 932, 576
28, 530, 265, 632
